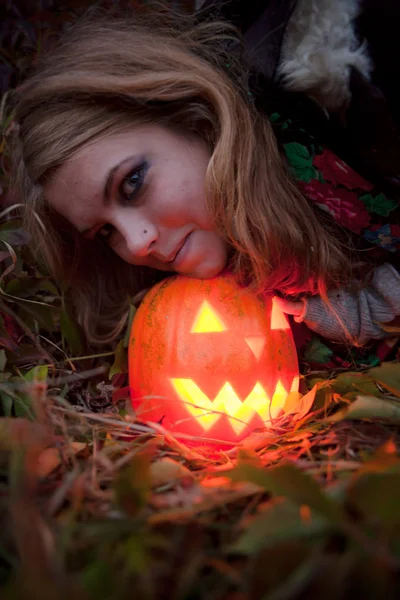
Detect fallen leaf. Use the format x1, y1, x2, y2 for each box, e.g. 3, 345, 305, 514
285, 386, 316, 421
325, 395, 400, 423
375, 438, 397, 456
379, 323, 400, 333
150, 457, 193, 487
283, 392, 303, 414
348, 471, 400, 527
368, 362, 400, 398
226, 461, 342, 523
35, 447, 61, 478
114, 450, 152, 516
69, 442, 88, 455
303, 337, 333, 364
237, 431, 278, 452
109, 339, 127, 379
112, 385, 130, 404
331, 372, 378, 397
0, 417, 53, 449
60, 308, 82, 355
0, 349, 7, 372
228, 499, 330, 555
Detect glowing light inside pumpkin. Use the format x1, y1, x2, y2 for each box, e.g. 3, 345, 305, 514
190, 301, 227, 333
244, 335, 266, 360
170, 377, 295, 435
271, 297, 290, 330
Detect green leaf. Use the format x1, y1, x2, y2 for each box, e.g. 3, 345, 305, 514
331, 372, 379, 397
250, 546, 319, 600
229, 500, 330, 555
5, 277, 57, 298
109, 339, 128, 379
269, 112, 281, 123
226, 462, 342, 523
0, 350, 7, 372
114, 450, 152, 516
368, 362, 400, 398
284, 142, 317, 182
24, 365, 48, 383
326, 395, 400, 423
0, 223, 30, 246
80, 560, 116, 599
122, 534, 150, 574
60, 308, 82, 355
348, 471, 400, 527
18, 302, 56, 331
13, 392, 35, 420
123, 304, 137, 348
359, 193, 398, 216
1, 392, 13, 417
5, 343, 49, 366
303, 337, 333, 364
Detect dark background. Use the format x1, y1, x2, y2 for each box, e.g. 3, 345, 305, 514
0, 0, 197, 96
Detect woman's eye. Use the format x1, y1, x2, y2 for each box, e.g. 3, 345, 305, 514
120, 163, 148, 203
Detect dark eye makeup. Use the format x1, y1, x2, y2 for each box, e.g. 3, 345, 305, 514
119, 161, 148, 204
96, 161, 149, 240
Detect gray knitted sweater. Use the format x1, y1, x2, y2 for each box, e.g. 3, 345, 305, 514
295, 264, 400, 345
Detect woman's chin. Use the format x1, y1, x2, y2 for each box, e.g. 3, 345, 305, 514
187, 259, 226, 280
175, 231, 228, 280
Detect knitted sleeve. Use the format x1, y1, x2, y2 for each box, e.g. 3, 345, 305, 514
296, 263, 400, 345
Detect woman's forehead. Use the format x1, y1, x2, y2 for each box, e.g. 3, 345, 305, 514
42, 123, 197, 227
45, 128, 144, 194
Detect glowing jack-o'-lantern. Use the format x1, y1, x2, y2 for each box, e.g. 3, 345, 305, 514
129, 274, 299, 445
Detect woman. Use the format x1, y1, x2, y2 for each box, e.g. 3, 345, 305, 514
10, 2, 399, 364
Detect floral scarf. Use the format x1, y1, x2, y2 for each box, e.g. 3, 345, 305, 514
269, 111, 400, 370
270, 112, 400, 254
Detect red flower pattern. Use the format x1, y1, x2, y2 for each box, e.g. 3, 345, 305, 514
300, 180, 371, 233
313, 149, 373, 190
270, 112, 399, 368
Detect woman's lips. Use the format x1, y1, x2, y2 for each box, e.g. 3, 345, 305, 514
171, 232, 192, 268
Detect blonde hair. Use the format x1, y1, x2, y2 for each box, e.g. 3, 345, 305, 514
12, 6, 352, 345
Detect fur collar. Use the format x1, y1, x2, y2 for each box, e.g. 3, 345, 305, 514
277, 0, 372, 111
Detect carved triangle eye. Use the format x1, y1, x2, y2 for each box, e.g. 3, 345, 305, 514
245, 336, 266, 360
191, 301, 227, 333
270, 298, 290, 330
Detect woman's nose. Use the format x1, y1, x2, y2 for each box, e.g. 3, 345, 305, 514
115, 212, 159, 258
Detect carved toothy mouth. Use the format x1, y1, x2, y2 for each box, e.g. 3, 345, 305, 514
170, 378, 298, 435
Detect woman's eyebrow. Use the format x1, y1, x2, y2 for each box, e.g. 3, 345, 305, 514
104, 163, 119, 206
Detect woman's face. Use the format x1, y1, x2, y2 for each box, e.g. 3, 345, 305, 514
44, 124, 228, 278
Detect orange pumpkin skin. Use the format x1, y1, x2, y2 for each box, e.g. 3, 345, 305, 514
129, 274, 299, 444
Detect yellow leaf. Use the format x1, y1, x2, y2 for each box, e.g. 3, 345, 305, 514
284, 384, 317, 422
283, 391, 303, 414
70, 442, 88, 455
150, 457, 193, 487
